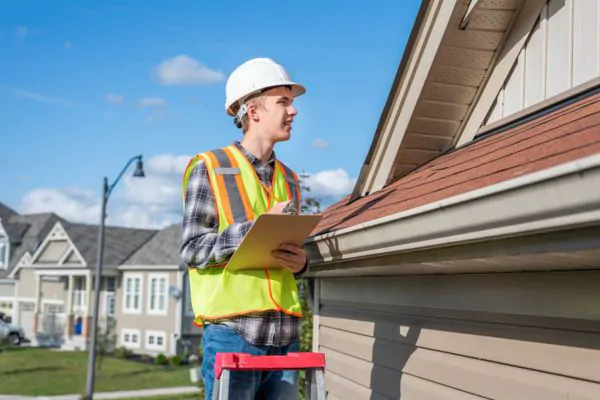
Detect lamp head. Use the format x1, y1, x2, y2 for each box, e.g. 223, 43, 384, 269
133, 157, 145, 178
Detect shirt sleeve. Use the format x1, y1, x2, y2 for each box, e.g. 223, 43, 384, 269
180, 159, 253, 268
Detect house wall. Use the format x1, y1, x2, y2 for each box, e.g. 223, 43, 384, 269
17, 268, 38, 298
115, 269, 180, 356
315, 271, 600, 399
17, 268, 67, 302
0, 281, 14, 297
485, 0, 600, 125
0, 281, 14, 317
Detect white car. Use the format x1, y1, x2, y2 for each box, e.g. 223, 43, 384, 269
0, 319, 26, 346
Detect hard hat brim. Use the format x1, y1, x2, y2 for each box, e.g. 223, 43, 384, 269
226, 82, 305, 116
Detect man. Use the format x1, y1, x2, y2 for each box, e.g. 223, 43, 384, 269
180, 57, 308, 400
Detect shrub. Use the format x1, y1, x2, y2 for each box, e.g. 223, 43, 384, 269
155, 353, 168, 365
169, 355, 182, 366
113, 346, 132, 359
139, 354, 153, 364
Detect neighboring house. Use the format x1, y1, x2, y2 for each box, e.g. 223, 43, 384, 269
117, 223, 200, 357
0, 203, 65, 322
305, 0, 600, 399
1, 203, 200, 356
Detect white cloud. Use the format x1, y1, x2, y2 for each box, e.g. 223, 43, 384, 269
20, 187, 101, 224
104, 92, 124, 104
8, 87, 86, 108
138, 97, 166, 108
18, 153, 192, 229
302, 169, 356, 199
312, 139, 329, 150
18, 157, 355, 229
146, 153, 191, 175
16, 26, 27, 38
154, 55, 224, 85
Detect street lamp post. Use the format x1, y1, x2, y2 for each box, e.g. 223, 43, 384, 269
85, 155, 145, 400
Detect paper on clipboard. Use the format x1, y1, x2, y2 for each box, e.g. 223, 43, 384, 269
225, 213, 322, 272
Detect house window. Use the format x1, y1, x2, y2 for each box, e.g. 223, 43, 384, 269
147, 274, 168, 315
0, 240, 9, 269
72, 277, 87, 311
104, 293, 115, 316
121, 329, 141, 349
145, 330, 166, 351
0, 300, 13, 315
43, 303, 65, 314
123, 274, 142, 314
105, 276, 116, 292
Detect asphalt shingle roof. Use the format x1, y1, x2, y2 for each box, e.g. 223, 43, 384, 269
63, 222, 158, 268
0, 203, 18, 224
0, 211, 65, 279
0, 202, 181, 276
123, 223, 182, 266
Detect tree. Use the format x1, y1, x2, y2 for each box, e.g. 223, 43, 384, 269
298, 172, 321, 215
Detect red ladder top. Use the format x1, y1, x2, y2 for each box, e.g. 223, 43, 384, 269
214, 352, 326, 379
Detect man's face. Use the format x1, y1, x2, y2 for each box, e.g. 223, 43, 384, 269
253, 86, 297, 142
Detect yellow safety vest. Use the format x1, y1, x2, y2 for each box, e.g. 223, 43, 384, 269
182, 144, 303, 326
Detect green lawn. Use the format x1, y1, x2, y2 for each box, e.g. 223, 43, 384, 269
0, 347, 200, 396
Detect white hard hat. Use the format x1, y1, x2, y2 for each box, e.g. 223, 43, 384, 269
225, 58, 305, 117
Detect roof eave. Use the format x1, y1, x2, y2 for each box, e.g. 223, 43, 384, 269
306, 153, 600, 273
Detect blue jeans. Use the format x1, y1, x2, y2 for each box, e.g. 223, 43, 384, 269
201, 324, 300, 400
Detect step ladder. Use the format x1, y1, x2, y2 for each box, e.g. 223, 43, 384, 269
212, 352, 327, 399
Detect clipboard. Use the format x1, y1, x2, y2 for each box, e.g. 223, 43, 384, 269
225, 213, 323, 272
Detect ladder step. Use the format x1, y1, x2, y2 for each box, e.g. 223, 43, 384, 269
214, 352, 326, 379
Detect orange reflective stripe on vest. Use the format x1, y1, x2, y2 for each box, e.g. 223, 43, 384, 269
210, 148, 254, 224
277, 162, 301, 212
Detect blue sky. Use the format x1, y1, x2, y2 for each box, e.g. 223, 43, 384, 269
0, 0, 421, 228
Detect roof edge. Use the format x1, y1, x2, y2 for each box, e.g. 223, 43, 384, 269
350, 0, 432, 202
306, 153, 600, 267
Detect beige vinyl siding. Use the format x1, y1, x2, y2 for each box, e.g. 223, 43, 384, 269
17, 269, 63, 300
0, 282, 14, 297
35, 240, 70, 264
316, 271, 600, 400
486, 0, 600, 125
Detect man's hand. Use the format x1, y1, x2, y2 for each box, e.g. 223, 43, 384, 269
271, 243, 307, 273
266, 201, 290, 215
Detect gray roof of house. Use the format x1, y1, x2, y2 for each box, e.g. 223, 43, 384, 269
0, 203, 18, 223
63, 222, 158, 268
123, 223, 182, 266
0, 210, 65, 279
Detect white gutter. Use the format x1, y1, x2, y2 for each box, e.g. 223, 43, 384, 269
306, 153, 600, 266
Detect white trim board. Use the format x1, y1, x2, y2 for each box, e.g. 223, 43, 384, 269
353, 0, 455, 197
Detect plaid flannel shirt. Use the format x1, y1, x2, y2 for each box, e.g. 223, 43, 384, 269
180, 141, 306, 347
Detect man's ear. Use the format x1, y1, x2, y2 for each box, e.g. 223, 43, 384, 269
246, 102, 260, 122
